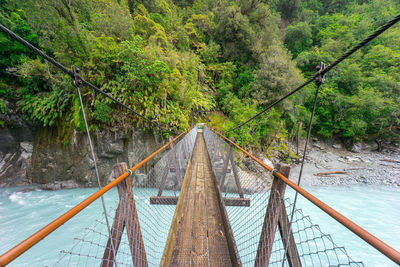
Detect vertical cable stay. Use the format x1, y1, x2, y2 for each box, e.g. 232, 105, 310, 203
74, 71, 119, 267
281, 63, 325, 266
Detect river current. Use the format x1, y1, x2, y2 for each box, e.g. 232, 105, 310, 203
0, 185, 399, 266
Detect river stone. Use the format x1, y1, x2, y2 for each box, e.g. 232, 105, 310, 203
262, 158, 274, 169
332, 143, 343, 149
314, 142, 325, 150
351, 141, 379, 152
40, 180, 79, 190
20, 142, 33, 153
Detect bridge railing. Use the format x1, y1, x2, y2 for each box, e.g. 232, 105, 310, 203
0, 128, 197, 267
203, 126, 400, 266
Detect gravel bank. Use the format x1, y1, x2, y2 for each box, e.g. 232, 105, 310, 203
289, 141, 400, 187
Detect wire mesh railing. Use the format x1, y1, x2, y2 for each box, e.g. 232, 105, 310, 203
54, 127, 197, 266
270, 198, 364, 267
203, 127, 364, 266
2, 126, 400, 266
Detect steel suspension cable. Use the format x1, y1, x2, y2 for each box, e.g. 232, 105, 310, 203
226, 13, 400, 133
76, 86, 118, 266
226, 78, 314, 133
0, 23, 176, 135
281, 72, 323, 266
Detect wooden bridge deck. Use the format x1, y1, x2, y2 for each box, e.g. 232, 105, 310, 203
168, 132, 235, 266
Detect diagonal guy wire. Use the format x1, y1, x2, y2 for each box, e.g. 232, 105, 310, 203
76, 86, 119, 267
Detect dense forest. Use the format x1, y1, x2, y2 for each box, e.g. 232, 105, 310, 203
0, 0, 399, 151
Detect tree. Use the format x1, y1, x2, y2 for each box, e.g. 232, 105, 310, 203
285, 22, 312, 57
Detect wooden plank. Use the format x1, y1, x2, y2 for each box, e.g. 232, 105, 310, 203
150, 196, 178, 205
191, 163, 208, 266
123, 175, 148, 267
160, 159, 192, 266
168, 132, 237, 266
223, 197, 250, 207
170, 163, 198, 266
150, 196, 250, 207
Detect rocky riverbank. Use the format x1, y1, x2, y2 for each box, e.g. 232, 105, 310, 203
289, 139, 400, 187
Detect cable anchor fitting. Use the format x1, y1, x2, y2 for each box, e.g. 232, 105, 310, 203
315, 62, 326, 86
71, 65, 83, 87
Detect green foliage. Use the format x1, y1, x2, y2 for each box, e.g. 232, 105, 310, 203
0, 9, 39, 77
288, 0, 400, 142
267, 143, 299, 163
0, 0, 398, 146
285, 22, 312, 57
19, 86, 71, 127
93, 99, 111, 124
0, 99, 6, 114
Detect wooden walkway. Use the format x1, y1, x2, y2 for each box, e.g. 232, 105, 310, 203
167, 132, 238, 266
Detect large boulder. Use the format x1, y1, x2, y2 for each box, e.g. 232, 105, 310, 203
350, 141, 379, 153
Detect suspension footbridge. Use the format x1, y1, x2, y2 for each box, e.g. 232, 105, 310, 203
0, 13, 400, 267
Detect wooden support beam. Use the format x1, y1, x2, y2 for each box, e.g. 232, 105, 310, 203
157, 152, 172, 196
211, 136, 217, 161
182, 137, 188, 161
101, 200, 124, 267
150, 196, 250, 206
255, 164, 301, 267
171, 137, 182, 189
218, 137, 244, 198
102, 163, 148, 267
223, 197, 250, 207
278, 201, 302, 267
230, 150, 244, 198
219, 140, 233, 188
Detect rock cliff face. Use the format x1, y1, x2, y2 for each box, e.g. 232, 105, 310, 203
29, 127, 163, 189
0, 101, 164, 188
0, 101, 35, 187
